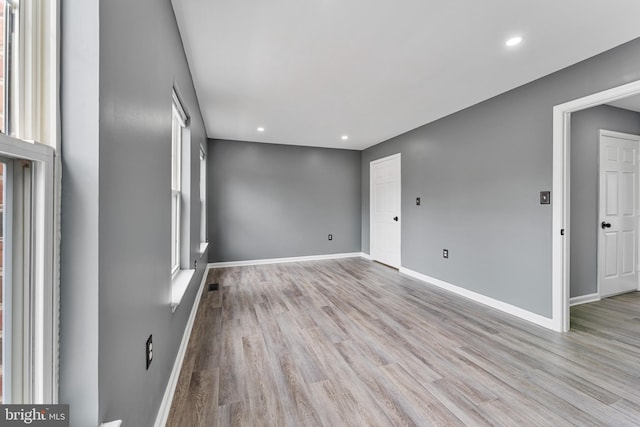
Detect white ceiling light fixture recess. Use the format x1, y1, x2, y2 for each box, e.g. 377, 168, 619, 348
505, 36, 523, 47
257, 127, 265, 132
341, 135, 349, 140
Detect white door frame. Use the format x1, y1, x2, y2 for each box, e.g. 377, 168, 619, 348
370, 153, 401, 267
552, 78, 640, 332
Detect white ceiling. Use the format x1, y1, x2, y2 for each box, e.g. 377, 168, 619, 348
171, 0, 640, 150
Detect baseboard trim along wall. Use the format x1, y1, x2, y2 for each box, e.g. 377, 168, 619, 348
154, 266, 210, 427
569, 293, 600, 307
399, 267, 556, 330
208, 252, 365, 268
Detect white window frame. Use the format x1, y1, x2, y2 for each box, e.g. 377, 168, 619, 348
0, 134, 55, 404
171, 90, 186, 277
169, 89, 195, 311
199, 145, 206, 251
10, 0, 59, 148
0, 0, 59, 405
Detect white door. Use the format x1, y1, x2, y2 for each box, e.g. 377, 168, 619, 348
598, 130, 640, 298
370, 154, 401, 268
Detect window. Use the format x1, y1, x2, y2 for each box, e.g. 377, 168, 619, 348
199, 146, 206, 248
0, 137, 55, 404
171, 90, 186, 276
1, 0, 16, 136
0, 161, 5, 402
0, 0, 59, 405
170, 90, 195, 311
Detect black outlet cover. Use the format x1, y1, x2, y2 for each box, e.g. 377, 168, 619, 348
146, 335, 153, 370
540, 191, 551, 205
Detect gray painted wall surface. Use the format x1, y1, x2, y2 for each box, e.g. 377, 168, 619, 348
362, 37, 640, 318
61, 0, 208, 425
570, 105, 640, 298
208, 140, 361, 262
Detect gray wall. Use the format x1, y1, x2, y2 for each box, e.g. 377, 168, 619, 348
61, 0, 208, 425
208, 140, 361, 262
362, 37, 640, 318
570, 105, 640, 298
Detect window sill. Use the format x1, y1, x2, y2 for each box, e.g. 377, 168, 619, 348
199, 241, 209, 256
170, 268, 195, 312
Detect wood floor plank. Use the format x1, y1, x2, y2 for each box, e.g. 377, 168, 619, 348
167, 258, 640, 426
377, 362, 464, 426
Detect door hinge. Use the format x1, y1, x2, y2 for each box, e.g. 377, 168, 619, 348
560, 229, 565, 236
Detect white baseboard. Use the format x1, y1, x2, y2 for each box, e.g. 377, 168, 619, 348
208, 252, 365, 268
570, 293, 600, 307
360, 252, 372, 260
154, 266, 210, 427
399, 267, 555, 330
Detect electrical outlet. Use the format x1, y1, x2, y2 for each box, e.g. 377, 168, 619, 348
194, 259, 198, 269
540, 191, 551, 205
416, 197, 421, 206
443, 249, 449, 259
328, 234, 333, 241
146, 335, 153, 370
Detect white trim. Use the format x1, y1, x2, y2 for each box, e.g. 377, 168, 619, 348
3, 160, 14, 403
154, 266, 209, 427
199, 148, 206, 245
0, 135, 56, 403
369, 152, 402, 165
360, 252, 372, 260
171, 89, 188, 125
399, 267, 555, 330
553, 78, 640, 332
208, 252, 365, 268
569, 293, 600, 307
0, 133, 53, 162
199, 241, 209, 256
170, 269, 195, 312
170, 100, 183, 275
599, 129, 640, 141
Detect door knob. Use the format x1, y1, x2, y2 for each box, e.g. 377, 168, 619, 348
601, 221, 612, 229
393, 216, 399, 221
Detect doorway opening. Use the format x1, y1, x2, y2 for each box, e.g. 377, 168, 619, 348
553, 79, 640, 332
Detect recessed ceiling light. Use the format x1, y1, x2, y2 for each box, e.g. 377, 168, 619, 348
341, 135, 349, 140
257, 127, 265, 132
505, 36, 523, 47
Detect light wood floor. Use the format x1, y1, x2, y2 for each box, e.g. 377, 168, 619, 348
167, 258, 640, 426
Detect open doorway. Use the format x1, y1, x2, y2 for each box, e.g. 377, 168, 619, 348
552, 79, 640, 332
571, 116, 640, 301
